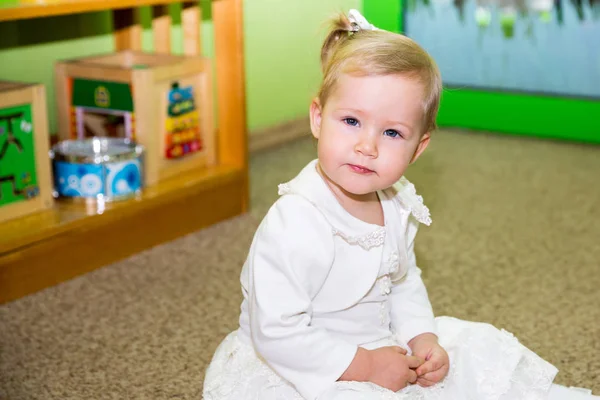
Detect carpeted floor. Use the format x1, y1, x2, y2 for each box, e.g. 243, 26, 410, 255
1, 129, 599, 399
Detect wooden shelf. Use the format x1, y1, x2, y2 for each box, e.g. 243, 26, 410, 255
0, 164, 246, 304
0, 0, 248, 304
0, 0, 194, 22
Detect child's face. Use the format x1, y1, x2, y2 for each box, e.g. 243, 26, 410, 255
310, 73, 431, 197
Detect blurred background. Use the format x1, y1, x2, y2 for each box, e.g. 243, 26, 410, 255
0, 0, 598, 399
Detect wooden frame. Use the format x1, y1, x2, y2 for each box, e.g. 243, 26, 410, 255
0, 0, 248, 304
0, 81, 54, 224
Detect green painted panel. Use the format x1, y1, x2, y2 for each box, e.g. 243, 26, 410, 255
72, 79, 134, 112
438, 89, 600, 143
363, 0, 401, 32
0, 104, 40, 207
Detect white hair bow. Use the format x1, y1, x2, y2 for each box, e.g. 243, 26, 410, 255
348, 9, 379, 32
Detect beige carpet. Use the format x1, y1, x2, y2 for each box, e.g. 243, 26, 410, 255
1, 129, 599, 399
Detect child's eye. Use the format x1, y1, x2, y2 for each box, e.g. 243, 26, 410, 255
384, 129, 402, 138
343, 118, 359, 127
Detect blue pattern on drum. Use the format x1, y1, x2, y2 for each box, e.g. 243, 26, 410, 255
54, 161, 104, 198
54, 159, 141, 199
106, 160, 141, 197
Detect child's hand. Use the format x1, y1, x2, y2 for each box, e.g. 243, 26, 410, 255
367, 346, 425, 392
408, 333, 450, 387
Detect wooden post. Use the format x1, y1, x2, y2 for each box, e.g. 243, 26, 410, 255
213, 0, 247, 168
182, 2, 202, 56
152, 5, 172, 54
113, 8, 142, 51
54, 62, 71, 140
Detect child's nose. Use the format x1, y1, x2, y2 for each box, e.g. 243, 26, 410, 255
354, 133, 378, 158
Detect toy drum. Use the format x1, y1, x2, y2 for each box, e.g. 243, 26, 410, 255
50, 138, 144, 202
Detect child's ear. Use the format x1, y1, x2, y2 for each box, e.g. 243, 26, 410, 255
410, 132, 431, 164
309, 98, 323, 140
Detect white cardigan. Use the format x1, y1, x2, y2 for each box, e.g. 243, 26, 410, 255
236, 159, 436, 400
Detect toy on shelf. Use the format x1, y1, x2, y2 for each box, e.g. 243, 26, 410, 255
50, 137, 144, 204
55, 50, 215, 186
0, 81, 53, 224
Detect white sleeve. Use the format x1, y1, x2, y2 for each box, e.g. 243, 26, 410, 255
248, 195, 358, 400
389, 217, 437, 345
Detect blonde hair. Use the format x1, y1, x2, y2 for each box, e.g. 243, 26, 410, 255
319, 14, 442, 134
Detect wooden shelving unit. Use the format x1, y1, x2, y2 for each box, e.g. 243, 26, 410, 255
0, 0, 248, 304
0, 0, 186, 21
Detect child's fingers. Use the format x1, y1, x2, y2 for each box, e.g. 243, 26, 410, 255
416, 358, 441, 376
406, 355, 425, 369
415, 362, 428, 376
416, 376, 437, 387
391, 346, 408, 355
407, 369, 418, 384
415, 360, 433, 376
418, 368, 446, 384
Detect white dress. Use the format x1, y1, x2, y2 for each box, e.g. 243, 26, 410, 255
203, 160, 598, 400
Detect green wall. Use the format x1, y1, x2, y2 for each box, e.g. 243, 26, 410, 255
245, 0, 362, 131
0, 0, 361, 135
364, 1, 600, 144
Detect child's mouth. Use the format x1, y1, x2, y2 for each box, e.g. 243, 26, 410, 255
348, 164, 375, 174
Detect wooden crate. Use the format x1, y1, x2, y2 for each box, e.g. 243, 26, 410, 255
0, 81, 54, 224
55, 51, 216, 186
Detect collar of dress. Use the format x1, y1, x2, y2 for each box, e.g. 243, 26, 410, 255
277, 159, 432, 251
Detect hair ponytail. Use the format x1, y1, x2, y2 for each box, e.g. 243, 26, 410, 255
320, 15, 353, 73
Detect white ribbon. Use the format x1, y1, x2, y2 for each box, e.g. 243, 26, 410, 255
348, 9, 379, 32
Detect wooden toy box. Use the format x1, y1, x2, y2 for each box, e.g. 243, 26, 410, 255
55, 50, 216, 186
0, 81, 53, 223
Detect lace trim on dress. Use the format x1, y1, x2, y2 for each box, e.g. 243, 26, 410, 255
332, 227, 386, 250
392, 177, 432, 226
203, 332, 304, 400
277, 183, 291, 196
